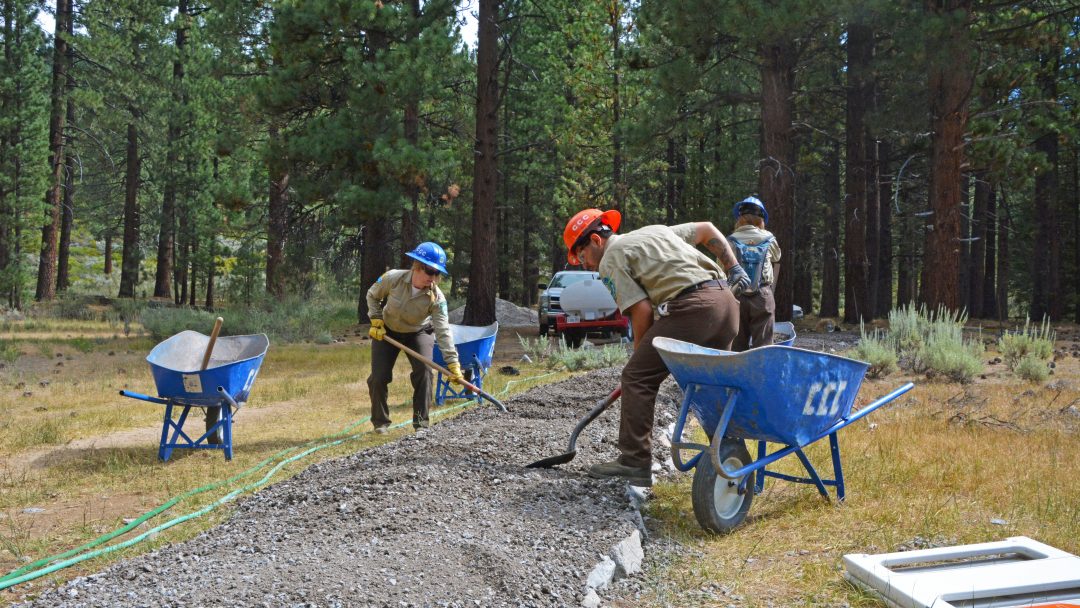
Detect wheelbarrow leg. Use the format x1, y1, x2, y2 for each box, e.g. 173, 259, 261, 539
755, 440, 767, 494
829, 432, 845, 501
159, 402, 174, 461
793, 448, 829, 498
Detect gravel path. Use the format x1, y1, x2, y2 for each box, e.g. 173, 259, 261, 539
15, 367, 683, 608
15, 329, 861, 608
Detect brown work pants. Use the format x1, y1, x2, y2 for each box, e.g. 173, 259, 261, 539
618, 285, 739, 469
368, 328, 434, 429
732, 285, 775, 352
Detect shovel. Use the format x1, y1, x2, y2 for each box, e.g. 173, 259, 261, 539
526, 387, 621, 468
381, 334, 508, 413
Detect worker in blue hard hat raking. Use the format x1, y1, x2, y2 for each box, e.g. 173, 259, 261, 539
366, 242, 465, 434
728, 196, 782, 351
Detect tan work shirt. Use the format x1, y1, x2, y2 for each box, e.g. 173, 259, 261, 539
598, 223, 723, 313
729, 225, 781, 285
366, 269, 458, 365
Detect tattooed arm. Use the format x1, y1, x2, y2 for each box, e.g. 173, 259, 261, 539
692, 222, 740, 270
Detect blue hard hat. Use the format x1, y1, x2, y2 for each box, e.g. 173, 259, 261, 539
405, 241, 449, 275
732, 196, 768, 225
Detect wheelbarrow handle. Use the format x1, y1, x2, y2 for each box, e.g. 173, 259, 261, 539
381, 334, 508, 413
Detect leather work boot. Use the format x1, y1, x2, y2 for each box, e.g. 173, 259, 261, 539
374, 425, 389, 434
588, 460, 652, 487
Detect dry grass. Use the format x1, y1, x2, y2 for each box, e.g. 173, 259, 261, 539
0, 331, 565, 599
638, 355, 1080, 607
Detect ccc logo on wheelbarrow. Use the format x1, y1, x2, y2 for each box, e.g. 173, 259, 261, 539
801, 381, 849, 417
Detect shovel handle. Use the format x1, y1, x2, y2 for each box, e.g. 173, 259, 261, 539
201, 317, 224, 371
382, 334, 508, 412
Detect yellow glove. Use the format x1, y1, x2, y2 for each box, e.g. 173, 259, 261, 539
368, 319, 386, 341
447, 362, 466, 386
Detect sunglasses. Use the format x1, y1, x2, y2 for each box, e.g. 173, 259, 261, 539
420, 266, 439, 277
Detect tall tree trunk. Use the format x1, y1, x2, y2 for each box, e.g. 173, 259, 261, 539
981, 178, 997, 317
400, 0, 421, 266
843, 22, 872, 323
56, 143, 74, 292
968, 170, 989, 318
118, 122, 141, 298
35, 0, 71, 302
154, 0, 188, 299
1030, 54, 1061, 321
958, 173, 971, 308
610, 2, 623, 213
56, 8, 76, 294
920, 0, 974, 311
758, 39, 796, 323
204, 240, 214, 309
876, 141, 894, 315
996, 189, 1010, 321
358, 220, 390, 323
104, 233, 113, 275
177, 213, 189, 304
188, 233, 198, 306
0, 0, 12, 305
1074, 145, 1080, 323
265, 125, 289, 299
664, 138, 676, 225
792, 158, 814, 312
463, 0, 500, 326
520, 183, 537, 306
820, 142, 841, 317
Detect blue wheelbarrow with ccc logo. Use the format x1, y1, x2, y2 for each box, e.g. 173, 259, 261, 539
654, 337, 913, 534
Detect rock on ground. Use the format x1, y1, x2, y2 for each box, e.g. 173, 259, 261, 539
16, 367, 683, 608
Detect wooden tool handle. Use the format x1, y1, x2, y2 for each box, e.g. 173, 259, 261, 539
201, 317, 224, 371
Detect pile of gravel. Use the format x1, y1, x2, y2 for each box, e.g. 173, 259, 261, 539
16, 367, 688, 608
449, 298, 538, 328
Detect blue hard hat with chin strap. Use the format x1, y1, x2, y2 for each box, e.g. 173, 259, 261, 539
732, 196, 768, 225
406, 241, 449, 275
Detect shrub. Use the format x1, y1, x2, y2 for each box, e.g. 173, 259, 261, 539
916, 331, 984, 383
998, 317, 1055, 371
0, 339, 17, 363
140, 307, 219, 341
140, 298, 355, 343
518, 334, 554, 362
1014, 354, 1050, 382
546, 340, 628, 372
854, 326, 898, 378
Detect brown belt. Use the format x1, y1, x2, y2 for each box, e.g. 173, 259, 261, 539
674, 279, 722, 300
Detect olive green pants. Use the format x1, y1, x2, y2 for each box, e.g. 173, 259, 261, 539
368, 328, 434, 429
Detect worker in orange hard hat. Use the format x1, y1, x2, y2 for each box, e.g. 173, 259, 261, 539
562, 208, 750, 487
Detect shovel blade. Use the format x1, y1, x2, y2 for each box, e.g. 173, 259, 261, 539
526, 450, 577, 469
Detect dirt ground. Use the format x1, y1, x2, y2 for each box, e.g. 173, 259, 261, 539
10, 365, 670, 608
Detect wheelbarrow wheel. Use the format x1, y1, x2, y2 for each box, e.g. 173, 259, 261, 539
205, 406, 224, 445
692, 438, 754, 534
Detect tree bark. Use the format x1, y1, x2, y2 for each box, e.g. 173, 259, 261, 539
520, 183, 537, 306
610, 2, 623, 213
996, 189, 1010, 321
876, 141, 893, 315
819, 142, 841, 317
56, 7, 76, 294
154, 0, 189, 299
981, 178, 997, 317
792, 158, 814, 313
968, 170, 989, 318
843, 22, 872, 323
265, 125, 289, 299
1030, 54, 1061, 321
358, 220, 390, 323
757, 39, 797, 323
104, 233, 113, 275
35, 0, 71, 302
463, 0, 500, 326
399, 0, 421, 267
920, 0, 974, 311
118, 122, 141, 298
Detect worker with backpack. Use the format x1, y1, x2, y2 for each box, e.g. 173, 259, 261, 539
728, 196, 782, 351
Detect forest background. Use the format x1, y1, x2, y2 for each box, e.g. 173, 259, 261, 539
1, 0, 1078, 329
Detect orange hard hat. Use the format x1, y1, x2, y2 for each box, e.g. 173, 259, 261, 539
563, 208, 621, 265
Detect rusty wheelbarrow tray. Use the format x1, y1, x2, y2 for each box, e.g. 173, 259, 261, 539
653, 336, 913, 534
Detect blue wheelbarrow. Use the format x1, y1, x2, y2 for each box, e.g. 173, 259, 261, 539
654, 337, 913, 534
433, 322, 498, 405
120, 329, 269, 461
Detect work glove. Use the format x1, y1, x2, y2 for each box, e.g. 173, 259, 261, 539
726, 264, 751, 296
368, 319, 386, 341
447, 362, 466, 386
